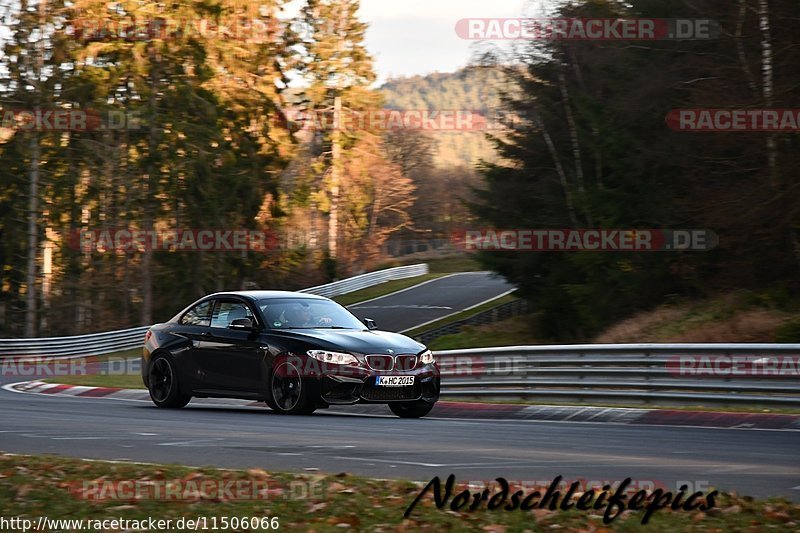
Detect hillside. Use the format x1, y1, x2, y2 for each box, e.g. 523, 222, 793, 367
425, 290, 800, 350
379, 67, 506, 168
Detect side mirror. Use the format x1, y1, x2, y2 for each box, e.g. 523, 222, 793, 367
229, 318, 255, 331
364, 318, 378, 330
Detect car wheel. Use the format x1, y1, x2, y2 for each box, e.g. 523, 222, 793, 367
147, 353, 191, 409
264, 394, 279, 411
389, 401, 435, 419
268, 361, 317, 415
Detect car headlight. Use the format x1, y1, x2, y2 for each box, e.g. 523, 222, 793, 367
420, 349, 435, 365
307, 350, 359, 365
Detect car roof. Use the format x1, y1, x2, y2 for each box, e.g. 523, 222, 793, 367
207, 290, 329, 302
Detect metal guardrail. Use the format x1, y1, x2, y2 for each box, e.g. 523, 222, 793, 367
0, 264, 429, 358
435, 344, 800, 407
0, 327, 151, 359
300, 263, 428, 298
3, 280, 798, 408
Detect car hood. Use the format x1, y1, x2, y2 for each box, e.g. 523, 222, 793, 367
267, 328, 426, 355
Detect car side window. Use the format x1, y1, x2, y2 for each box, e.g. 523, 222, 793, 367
210, 301, 255, 329
179, 301, 213, 327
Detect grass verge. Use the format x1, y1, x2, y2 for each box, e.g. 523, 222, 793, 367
375, 255, 481, 275
334, 273, 444, 307
0, 453, 797, 532
403, 293, 519, 338
424, 313, 537, 350
595, 290, 799, 343
39, 349, 144, 389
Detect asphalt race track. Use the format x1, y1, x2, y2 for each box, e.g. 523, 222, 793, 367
347, 271, 514, 332
1, 378, 799, 502
1, 272, 798, 504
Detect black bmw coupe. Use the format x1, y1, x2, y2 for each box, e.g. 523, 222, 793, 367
141, 291, 440, 418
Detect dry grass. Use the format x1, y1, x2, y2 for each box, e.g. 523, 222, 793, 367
431, 291, 798, 348
595, 298, 797, 343
4, 453, 798, 532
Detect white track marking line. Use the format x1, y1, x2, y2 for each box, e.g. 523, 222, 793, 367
345, 273, 462, 307
157, 439, 224, 447
331, 456, 447, 467
399, 288, 516, 333
333, 456, 526, 468
51, 436, 115, 440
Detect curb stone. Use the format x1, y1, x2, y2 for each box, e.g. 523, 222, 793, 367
10, 380, 800, 430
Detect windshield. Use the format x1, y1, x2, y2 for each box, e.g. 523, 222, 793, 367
257, 298, 366, 330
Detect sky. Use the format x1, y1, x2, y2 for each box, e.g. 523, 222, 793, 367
284, 0, 550, 82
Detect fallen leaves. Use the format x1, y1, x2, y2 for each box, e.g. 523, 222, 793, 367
15, 483, 33, 500
327, 482, 346, 493
308, 502, 327, 513
1, 454, 799, 533
106, 504, 136, 511
324, 514, 359, 527
246, 468, 271, 479
764, 510, 792, 522
531, 508, 553, 522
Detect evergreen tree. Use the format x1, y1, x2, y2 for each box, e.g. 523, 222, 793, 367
472, 0, 799, 340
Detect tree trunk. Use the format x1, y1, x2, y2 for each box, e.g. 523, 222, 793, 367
24, 135, 40, 337
532, 110, 579, 227
557, 67, 592, 226
141, 47, 159, 327
24, 0, 48, 337
735, 0, 758, 94
328, 95, 342, 259
758, 0, 777, 186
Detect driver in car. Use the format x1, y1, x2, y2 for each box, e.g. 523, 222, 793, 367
285, 304, 333, 327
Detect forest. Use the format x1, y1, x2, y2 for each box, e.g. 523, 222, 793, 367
0, 0, 797, 340
472, 0, 799, 339
0, 0, 480, 336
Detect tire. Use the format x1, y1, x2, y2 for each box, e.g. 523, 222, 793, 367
147, 353, 191, 409
264, 394, 279, 411
268, 360, 317, 415
389, 401, 435, 419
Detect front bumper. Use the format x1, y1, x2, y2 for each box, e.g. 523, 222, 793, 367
318, 365, 440, 405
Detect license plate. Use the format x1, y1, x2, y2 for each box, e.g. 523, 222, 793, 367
376, 376, 414, 387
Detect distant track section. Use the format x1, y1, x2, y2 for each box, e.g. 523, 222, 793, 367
347, 271, 514, 332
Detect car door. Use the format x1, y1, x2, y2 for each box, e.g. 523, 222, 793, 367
173, 299, 215, 391
191, 299, 264, 393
